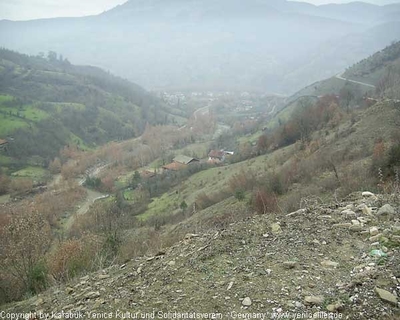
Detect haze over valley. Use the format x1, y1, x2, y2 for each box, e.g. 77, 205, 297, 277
1, 0, 400, 92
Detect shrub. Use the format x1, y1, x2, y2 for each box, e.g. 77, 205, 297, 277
180, 200, 188, 210
49, 235, 104, 282
251, 188, 278, 214
84, 176, 102, 189
1, 210, 51, 300
234, 190, 245, 201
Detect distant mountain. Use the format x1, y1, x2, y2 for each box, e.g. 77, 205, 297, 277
0, 48, 170, 164
0, 0, 399, 93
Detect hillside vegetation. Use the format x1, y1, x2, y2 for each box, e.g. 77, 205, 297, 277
0, 48, 171, 166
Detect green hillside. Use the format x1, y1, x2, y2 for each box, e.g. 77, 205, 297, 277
343, 41, 400, 85
291, 41, 400, 100
0, 48, 171, 166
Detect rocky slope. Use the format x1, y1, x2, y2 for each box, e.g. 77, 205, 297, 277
3, 192, 400, 319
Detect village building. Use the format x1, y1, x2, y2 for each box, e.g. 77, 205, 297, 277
172, 155, 199, 165
162, 155, 199, 172
208, 150, 234, 163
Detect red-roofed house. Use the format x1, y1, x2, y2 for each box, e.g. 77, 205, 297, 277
162, 162, 187, 172
208, 150, 226, 163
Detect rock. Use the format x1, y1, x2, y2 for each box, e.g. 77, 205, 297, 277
358, 204, 373, 216
369, 233, 382, 242
304, 295, 325, 305
321, 260, 339, 268
357, 217, 368, 224
271, 223, 282, 234
317, 215, 332, 220
332, 223, 352, 229
350, 225, 363, 232
168, 260, 176, 267
286, 209, 306, 217
98, 274, 110, 279
243, 272, 253, 280
351, 220, 360, 225
392, 222, 400, 233
283, 261, 297, 269
62, 304, 74, 310
242, 297, 252, 306
375, 288, 398, 305
342, 209, 356, 217
85, 291, 100, 299
391, 235, 400, 244
66, 287, 74, 294
362, 191, 375, 198
369, 227, 379, 236
377, 204, 395, 216
33, 298, 44, 306
326, 302, 344, 312
185, 233, 200, 239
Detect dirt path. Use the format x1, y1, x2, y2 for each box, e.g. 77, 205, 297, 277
63, 188, 106, 231
194, 105, 210, 120
335, 72, 376, 88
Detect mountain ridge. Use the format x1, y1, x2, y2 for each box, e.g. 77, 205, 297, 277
1, 0, 399, 92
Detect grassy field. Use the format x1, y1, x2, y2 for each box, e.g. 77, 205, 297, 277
11, 166, 50, 181
69, 133, 91, 151
0, 95, 50, 136
174, 141, 211, 159
137, 192, 181, 221
0, 114, 29, 136
54, 102, 86, 113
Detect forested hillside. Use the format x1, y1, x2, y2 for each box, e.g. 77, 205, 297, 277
0, 48, 170, 166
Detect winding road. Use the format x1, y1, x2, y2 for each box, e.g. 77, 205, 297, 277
335, 73, 376, 89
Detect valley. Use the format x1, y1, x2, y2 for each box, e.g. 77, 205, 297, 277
1, 2, 400, 319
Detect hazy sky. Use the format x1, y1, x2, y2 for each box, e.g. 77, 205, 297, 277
0, 0, 399, 21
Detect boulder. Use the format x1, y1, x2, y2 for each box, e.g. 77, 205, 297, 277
242, 297, 252, 306
369, 227, 379, 236
304, 295, 325, 305
377, 204, 395, 216
321, 260, 339, 268
271, 223, 282, 234
375, 288, 398, 305
362, 191, 376, 198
